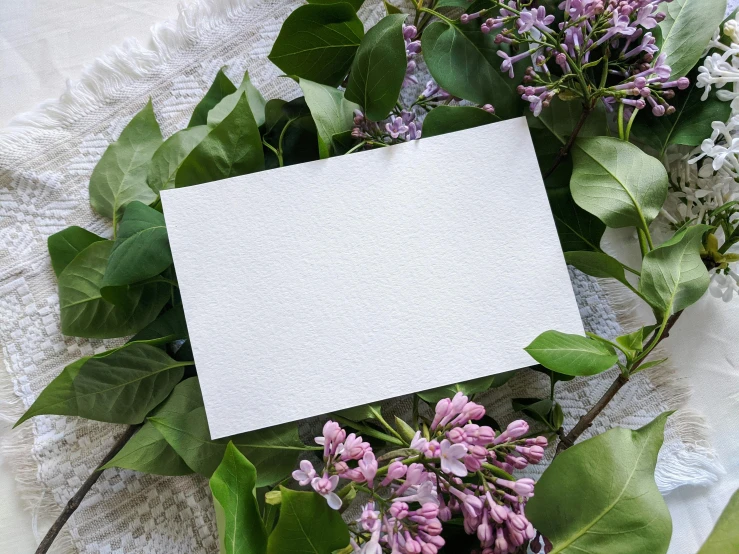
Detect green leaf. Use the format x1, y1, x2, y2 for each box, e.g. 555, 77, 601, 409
101, 201, 172, 296
547, 187, 606, 252
307, 0, 365, 10
89, 100, 163, 224
564, 251, 631, 288
640, 225, 711, 316
524, 331, 618, 377
261, 98, 320, 168
422, 106, 498, 138
417, 372, 514, 404
394, 416, 417, 443
527, 413, 673, 554
299, 79, 359, 158
16, 343, 188, 426
345, 14, 407, 121
533, 97, 607, 144
207, 71, 267, 128
130, 304, 189, 343
698, 489, 739, 552
632, 77, 732, 156
660, 0, 727, 79
635, 358, 669, 372
335, 402, 383, 421
58, 240, 170, 338
268, 4, 363, 87
383, 0, 402, 13
175, 92, 265, 187
48, 226, 106, 277
422, 20, 519, 118
210, 443, 268, 554
512, 398, 561, 430
436, 0, 475, 6
571, 137, 668, 233
266, 488, 350, 554
615, 325, 657, 358
147, 126, 210, 193
188, 69, 237, 127
148, 378, 309, 485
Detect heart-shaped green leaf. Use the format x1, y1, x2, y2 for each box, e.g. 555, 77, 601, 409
101, 201, 172, 296
422, 20, 519, 118
147, 126, 210, 193
660, 0, 726, 79
47, 226, 106, 277
345, 14, 408, 121
210, 443, 268, 554
58, 240, 170, 338
268, 4, 363, 87
546, 187, 606, 252
525, 331, 618, 376
640, 225, 711, 316
89, 100, 162, 225
422, 105, 498, 138
527, 413, 673, 554
299, 78, 359, 158
571, 137, 668, 233
266, 488, 350, 554
15, 343, 188, 426
188, 68, 237, 127
207, 71, 266, 128
698, 489, 739, 552
565, 251, 631, 288
149, 378, 312, 485
175, 92, 265, 187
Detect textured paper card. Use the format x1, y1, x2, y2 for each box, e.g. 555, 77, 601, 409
161, 117, 584, 438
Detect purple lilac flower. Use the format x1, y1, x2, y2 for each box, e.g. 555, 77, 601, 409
403, 24, 421, 87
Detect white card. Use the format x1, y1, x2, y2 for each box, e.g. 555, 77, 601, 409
161, 117, 584, 438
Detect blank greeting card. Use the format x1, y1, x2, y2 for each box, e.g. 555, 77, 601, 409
161, 117, 584, 438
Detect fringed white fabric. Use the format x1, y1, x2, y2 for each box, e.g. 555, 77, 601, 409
0, 0, 725, 551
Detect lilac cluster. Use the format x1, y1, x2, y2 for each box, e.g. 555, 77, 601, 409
292, 393, 548, 554
352, 109, 421, 144
463, 0, 688, 119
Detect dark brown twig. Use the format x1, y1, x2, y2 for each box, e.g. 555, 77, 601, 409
542, 104, 594, 181
35, 425, 139, 554
555, 311, 684, 455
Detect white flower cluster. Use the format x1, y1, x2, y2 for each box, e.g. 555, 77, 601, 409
656, 18, 739, 302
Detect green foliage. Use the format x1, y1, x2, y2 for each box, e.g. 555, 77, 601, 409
698, 489, 739, 553
210, 443, 269, 554
417, 373, 514, 403
527, 413, 673, 554
175, 93, 265, 187
546, 187, 606, 252
147, 126, 210, 193
615, 325, 657, 360
262, 98, 320, 168
564, 251, 632, 289
207, 71, 267, 128
299, 78, 359, 158
640, 225, 711, 317
571, 137, 668, 233
422, 20, 519, 117
512, 398, 564, 431
101, 201, 172, 295
16, 343, 188, 426
268, 4, 363, 87
148, 378, 310, 485
188, 68, 237, 127
89, 100, 162, 225
47, 226, 106, 277
345, 14, 408, 121
632, 76, 732, 155
308, 0, 365, 10
659, 0, 727, 79
266, 488, 350, 554
525, 331, 618, 376
422, 105, 498, 138
335, 402, 383, 421
58, 240, 170, 338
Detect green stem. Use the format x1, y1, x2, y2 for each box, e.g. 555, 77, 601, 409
331, 415, 404, 446
618, 102, 625, 140
419, 6, 454, 25
345, 141, 367, 155
625, 108, 639, 143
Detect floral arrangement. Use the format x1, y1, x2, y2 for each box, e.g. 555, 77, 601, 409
13, 0, 739, 553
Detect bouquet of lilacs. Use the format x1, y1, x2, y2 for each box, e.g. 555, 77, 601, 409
14, 0, 739, 553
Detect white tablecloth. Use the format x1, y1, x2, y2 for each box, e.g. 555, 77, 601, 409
0, 2, 737, 553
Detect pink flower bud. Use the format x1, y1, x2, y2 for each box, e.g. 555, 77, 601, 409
477, 511, 494, 546
464, 455, 482, 472
505, 420, 529, 438
447, 427, 467, 443
380, 460, 408, 487
390, 501, 410, 519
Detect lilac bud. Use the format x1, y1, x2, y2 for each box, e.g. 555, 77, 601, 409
464, 455, 482, 472
390, 501, 410, 519
666, 105, 676, 115
416, 503, 439, 520
677, 77, 690, 90
482, 103, 495, 114
652, 104, 666, 116
447, 427, 467, 443
403, 24, 417, 40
